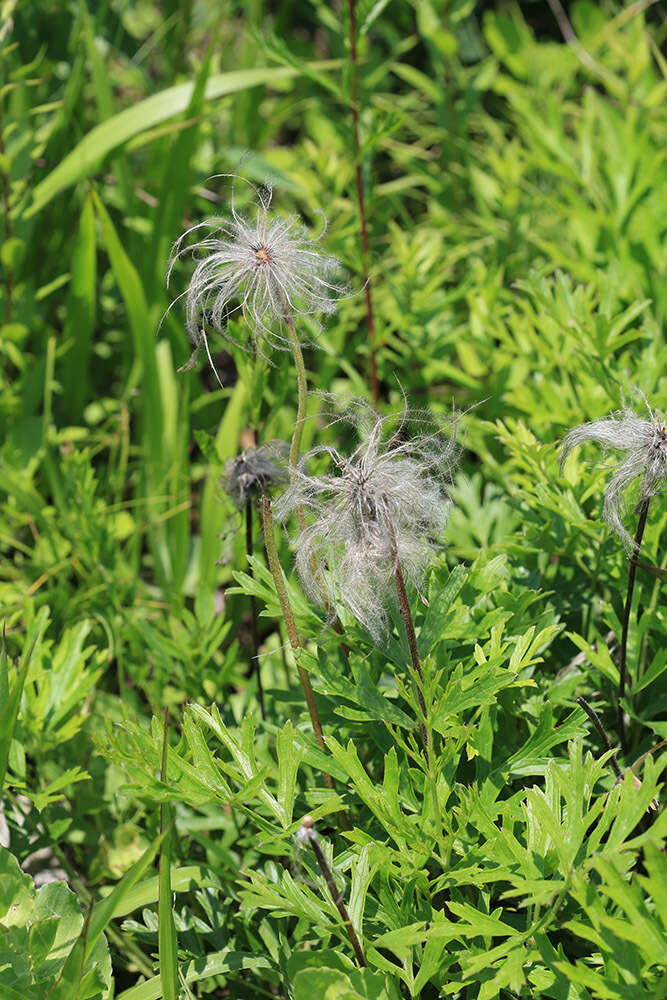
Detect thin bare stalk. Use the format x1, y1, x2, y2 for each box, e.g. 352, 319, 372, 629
298, 816, 367, 967
280, 317, 351, 661
347, 0, 379, 405
393, 555, 428, 745
257, 501, 292, 688
384, 510, 428, 747
261, 496, 335, 790
618, 498, 649, 755
575, 696, 623, 780
284, 314, 308, 476
246, 500, 266, 720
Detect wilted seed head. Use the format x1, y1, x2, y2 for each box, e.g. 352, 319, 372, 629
166, 175, 347, 374
275, 400, 459, 640
221, 442, 289, 509
560, 400, 667, 551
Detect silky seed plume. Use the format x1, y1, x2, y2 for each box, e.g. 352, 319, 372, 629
165, 175, 348, 377
275, 400, 459, 640
560, 400, 667, 552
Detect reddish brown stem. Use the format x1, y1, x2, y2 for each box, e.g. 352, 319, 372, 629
347, 0, 379, 405
575, 696, 622, 780
300, 817, 367, 967
384, 509, 428, 749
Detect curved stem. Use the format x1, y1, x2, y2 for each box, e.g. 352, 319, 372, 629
301, 819, 367, 967
618, 498, 650, 755
246, 500, 266, 720
261, 496, 335, 790
383, 508, 427, 745
283, 312, 350, 662
575, 696, 622, 780
285, 316, 307, 476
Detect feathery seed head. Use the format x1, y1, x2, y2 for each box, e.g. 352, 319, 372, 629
275, 400, 459, 640
560, 401, 667, 550
166, 176, 347, 373
221, 442, 289, 509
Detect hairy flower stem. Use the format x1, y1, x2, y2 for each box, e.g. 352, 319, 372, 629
384, 510, 428, 746
282, 312, 351, 662
261, 496, 335, 791
257, 502, 292, 688
618, 498, 650, 755
575, 696, 623, 780
284, 314, 308, 477
384, 511, 443, 842
299, 817, 367, 967
246, 500, 266, 720
347, 0, 379, 405
393, 556, 428, 745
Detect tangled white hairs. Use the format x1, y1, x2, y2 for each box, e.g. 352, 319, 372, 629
560, 399, 667, 551
275, 399, 459, 640
165, 175, 347, 379
221, 442, 289, 509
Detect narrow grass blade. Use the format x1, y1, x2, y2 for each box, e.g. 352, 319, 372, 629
49, 831, 167, 999
62, 192, 96, 421
0, 606, 50, 793
27, 63, 339, 217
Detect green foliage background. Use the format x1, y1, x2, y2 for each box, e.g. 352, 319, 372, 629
0, 1, 665, 997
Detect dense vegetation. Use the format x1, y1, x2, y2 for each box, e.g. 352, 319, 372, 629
1, 2, 665, 998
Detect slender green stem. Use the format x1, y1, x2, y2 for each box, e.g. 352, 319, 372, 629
299, 816, 367, 967
618, 498, 649, 755
285, 316, 307, 476
246, 500, 266, 720
282, 311, 351, 662
260, 496, 335, 790
384, 508, 427, 745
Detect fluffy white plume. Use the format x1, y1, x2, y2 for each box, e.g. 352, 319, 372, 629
275, 400, 459, 640
166, 176, 347, 374
221, 442, 289, 509
560, 402, 667, 550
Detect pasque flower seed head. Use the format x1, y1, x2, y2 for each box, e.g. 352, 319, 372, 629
221, 442, 289, 509
275, 400, 459, 640
166, 175, 347, 375
560, 400, 667, 551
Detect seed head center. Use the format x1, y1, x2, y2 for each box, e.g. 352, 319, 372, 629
653, 423, 667, 457
254, 245, 272, 266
